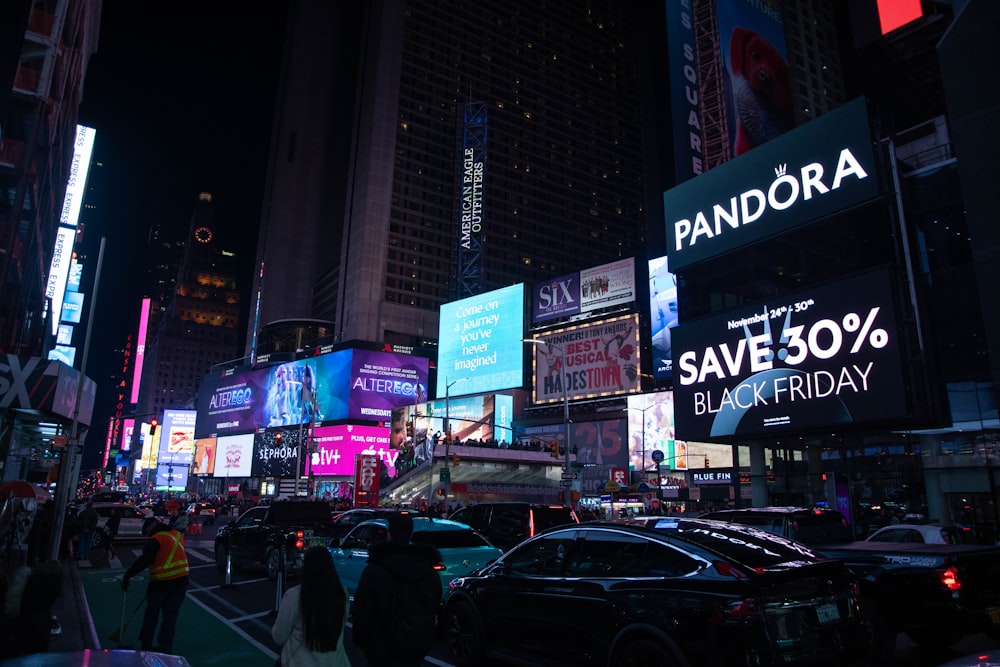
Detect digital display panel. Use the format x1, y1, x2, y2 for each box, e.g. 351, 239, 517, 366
531, 258, 637, 324
61, 291, 84, 324
306, 424, 397, 477
664, 98, 880, 271
155, 463, 189, 491
627, 393, 687, 473
157, 409, 197, 465
131, 298, 151, 403
196, 348, 430, 438
648, 256, 678, 379
672, 269, 909, 440
213, 433, 254, 478
528, 314, 641, 405
193, 437, 216, 475
253, 428, 302, 478
390, 394, 507, 467
56, 324, 73, 346
47, 345, 76, 366
436, 284, 525, 396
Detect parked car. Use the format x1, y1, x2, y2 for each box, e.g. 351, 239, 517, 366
186, 502, 217, 525
447, 502, 579, 552
442, 517, 874, 666
328, 507, 424, 541
698, 506, 854, 545
865, 522, 979, 545
214, 501, 337, 579
328, 516, 503, 600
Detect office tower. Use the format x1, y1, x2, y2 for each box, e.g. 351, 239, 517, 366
137, 193, 242, 416
248, 0, 656, 357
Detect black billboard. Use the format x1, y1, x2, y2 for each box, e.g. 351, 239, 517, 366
673, 269, 909, 441
664, 97, 882, 271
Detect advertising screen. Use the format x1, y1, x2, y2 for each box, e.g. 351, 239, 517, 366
436, 284, 524, 396
529, 314, 641, 405
196, 348, 430, 438
532, 258, 637, 324
213, 433, 254, 478
155, 463, 189, 491
157, 409, 197, 465
193, 438, 216, 475
672, 269, 909, 440
56, 324, 73, 346
61, 291, 84, 324
120, 418, 135, 453
390, 394, 504, 466
627, 393, 687, 473
47, 345, 76, 366
518, 417, 628, 497
253, 428, 302, 477
664, 97, 880, 271
648, 256, 678, 379
306, 424, 397, 477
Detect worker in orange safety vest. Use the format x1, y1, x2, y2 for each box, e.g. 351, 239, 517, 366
121, 522, 190, 653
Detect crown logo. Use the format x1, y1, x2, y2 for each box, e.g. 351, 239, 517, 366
774, 164, 787, 178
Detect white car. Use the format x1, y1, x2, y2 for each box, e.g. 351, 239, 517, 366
865, 522, 978, 545
86, 502, 165, 545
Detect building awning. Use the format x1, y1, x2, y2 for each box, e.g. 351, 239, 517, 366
0, 480, 52, 503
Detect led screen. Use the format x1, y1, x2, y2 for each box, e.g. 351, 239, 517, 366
61, 291, 84, 324
627, 393, 687, 473
532, 258, 636, 324
193, 437, 216, 475
528, 314, 641, 405
390, 394, 504, 466
47, 345, 76, 366
196, 348, 429, 438
56, 324, 73, 346
157, 409, 197, 465
648, 256, 678, 379
437, 284, 524, 396
213, 433, 254, 478
664, 97, 880, 271
155, 463, 189, 491
672, 269, 908, 440
306, 424, 396, 477
253, 428, 302, 478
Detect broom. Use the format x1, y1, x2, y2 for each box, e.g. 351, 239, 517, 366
109, 589, 145, 647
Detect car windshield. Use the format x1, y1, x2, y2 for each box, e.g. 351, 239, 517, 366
412, 529, 494, 549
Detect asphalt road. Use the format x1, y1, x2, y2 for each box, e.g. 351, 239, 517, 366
81, 514, 999, 667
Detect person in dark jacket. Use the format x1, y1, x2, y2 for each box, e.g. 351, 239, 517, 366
351, 513, 442, 667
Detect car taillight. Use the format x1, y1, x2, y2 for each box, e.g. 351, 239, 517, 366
938, 566, 961, 591
294, 530, 305, 550
718, 598, 765, 620
433, 562, 446, 571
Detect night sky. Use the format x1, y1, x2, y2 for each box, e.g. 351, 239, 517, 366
75, 4, 290, 471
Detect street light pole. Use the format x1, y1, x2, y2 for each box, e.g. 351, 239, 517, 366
525, 339, 572, 508
443, 377, 467, 506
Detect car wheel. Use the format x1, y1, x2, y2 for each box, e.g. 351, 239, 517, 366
265, 548, 283, 580
215, 543, 230, 573
444, 598, 484, 667
615, 636, 685, 667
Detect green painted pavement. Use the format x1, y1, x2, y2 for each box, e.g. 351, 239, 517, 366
78, 566, 275, 667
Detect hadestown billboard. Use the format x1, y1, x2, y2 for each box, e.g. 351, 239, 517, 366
663, 97, 882, 272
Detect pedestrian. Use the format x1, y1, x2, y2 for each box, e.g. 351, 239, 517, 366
120, 522, 189, 653
61, 503, 79, 560
104, 506, 122, 560
351, 513, 441, 667
77, 500, 99, 561
271, 547, 351, 666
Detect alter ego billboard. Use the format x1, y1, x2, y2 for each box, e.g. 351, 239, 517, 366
672, 269, 909, 440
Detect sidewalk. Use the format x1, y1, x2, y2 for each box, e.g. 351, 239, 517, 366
47, 556, 97, 653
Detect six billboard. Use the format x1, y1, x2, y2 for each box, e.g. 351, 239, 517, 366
532, 258, 637, 324
672, 269, 909, 441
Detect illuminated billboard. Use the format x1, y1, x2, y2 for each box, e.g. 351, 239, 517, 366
56, 325, 73, 346
436, 284, 525, 397
157, 409, 197, 465
665, 0, 705, 183
532, 258, 637, 324
528, 313, 641, 405
627, 393, 686, 473
253, 428, 302, 477
196, 348, 429, 438
390, 393, 511, 465
120, 418, 135, 453
672, 269, 909, 440
130, 298, 151, 403
213, 433, 254, 478
61, 291, 84, 324
193, 438, 217, 475
155, 463, 189, 492
47, 345, 76, 366
648, 255, 678, 379
664, 97, 880, 271
45, 226, 76, 335
306, 424, 397, 477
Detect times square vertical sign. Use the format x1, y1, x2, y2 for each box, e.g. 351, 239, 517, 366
454, 101, 487, 299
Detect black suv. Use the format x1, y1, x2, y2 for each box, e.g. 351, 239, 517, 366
699, 506, 854, 546
448, 502, 578, 552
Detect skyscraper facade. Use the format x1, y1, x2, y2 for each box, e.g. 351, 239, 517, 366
248, 0, 656, 356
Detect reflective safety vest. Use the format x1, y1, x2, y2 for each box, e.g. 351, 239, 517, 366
149, 530, 189, 581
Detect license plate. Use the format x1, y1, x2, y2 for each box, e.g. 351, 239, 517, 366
987, 607, 1000, 624
816, 603, 840, 625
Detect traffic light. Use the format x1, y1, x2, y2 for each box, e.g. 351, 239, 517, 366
275, 432, 283, 444
149, 419, 158, 435
452, 453, 460, 467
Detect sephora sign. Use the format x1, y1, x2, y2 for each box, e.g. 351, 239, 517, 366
664, 98, 881, 271
673, 270, 908, 440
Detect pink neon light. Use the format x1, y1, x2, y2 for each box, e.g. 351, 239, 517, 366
130, 298, 151, 403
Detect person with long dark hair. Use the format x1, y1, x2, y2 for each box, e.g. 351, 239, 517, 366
272, 546, 351, 666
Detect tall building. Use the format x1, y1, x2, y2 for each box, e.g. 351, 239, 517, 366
137, 193, 242, 416
248, 0, 657, 357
